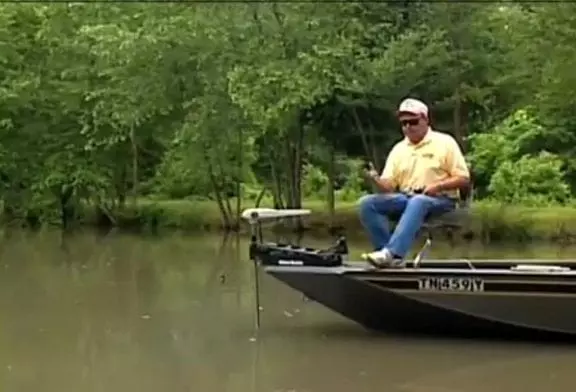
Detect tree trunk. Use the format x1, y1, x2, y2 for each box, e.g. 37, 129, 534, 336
326, 146, 335, 228
129, 125, 138, 205
254, 187, 267, 208
293, 120, 304, 209
284, 121, 304, 210
269, 155, 284, 209
116, 163, 127, 208
235, 126, 243, 228
452, 87, 466, 151
204, 149, 231, 229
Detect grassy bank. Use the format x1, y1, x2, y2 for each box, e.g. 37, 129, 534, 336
75, 198, 576, 244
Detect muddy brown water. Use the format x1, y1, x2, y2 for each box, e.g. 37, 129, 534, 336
0, 228, 575, 391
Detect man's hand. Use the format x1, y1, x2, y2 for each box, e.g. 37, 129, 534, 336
423, 176, 470, 196
363, 162, 379, 180
363, 162, 395, 193
422, 183, 442, 196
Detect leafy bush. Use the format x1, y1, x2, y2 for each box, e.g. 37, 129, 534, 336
468, 107, 571, 204
467, 107, 545, 191
301, 163, 329, 198
336, 158, 369, 202
488, 151, 570, 205
151, 150, 213, 199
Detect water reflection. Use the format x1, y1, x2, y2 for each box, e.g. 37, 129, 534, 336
0, 229, 574, 391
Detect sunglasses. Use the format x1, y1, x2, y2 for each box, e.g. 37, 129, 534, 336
400, 118, 420, 127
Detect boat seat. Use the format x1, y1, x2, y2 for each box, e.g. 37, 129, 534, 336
422, 182, 474, 230
386, 184, 473, 230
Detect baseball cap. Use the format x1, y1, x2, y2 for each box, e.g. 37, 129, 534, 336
397, 98, 428, 118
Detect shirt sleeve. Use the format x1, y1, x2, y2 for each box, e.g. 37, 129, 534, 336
444, 136, 470, 178
380, 145, 399, 187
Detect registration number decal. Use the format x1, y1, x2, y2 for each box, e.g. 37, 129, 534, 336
418, 277, 484, 292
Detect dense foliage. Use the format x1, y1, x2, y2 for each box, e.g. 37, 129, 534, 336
1, 3, 575, 228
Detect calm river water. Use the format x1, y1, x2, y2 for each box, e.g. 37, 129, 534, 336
0, 228, 575, 391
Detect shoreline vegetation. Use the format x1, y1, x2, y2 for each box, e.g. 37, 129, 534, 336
13, 198, 575, 245
3, 4, 576, 249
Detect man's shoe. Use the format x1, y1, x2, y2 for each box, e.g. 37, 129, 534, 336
363, 248, 405, 269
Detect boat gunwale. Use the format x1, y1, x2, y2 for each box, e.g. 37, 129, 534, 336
262, 263, 576, 277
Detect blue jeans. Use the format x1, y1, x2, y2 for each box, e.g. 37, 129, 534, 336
357, 193, 455, 257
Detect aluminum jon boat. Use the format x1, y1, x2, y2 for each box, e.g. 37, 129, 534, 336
241, 207, 576, 340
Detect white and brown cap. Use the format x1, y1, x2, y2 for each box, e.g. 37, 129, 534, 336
397, 98, 428, 118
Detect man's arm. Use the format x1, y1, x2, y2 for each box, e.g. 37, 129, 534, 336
369, 148, 398, 193
434, 175, 469, 193
435, 136, 470, 192
371, 173, 396, 193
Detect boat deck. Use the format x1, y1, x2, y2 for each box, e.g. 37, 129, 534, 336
263, 259, 576, 277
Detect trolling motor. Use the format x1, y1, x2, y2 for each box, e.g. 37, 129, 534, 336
245, 208, 348, 268
251, 237, 348, 267
242, 208, 350, 330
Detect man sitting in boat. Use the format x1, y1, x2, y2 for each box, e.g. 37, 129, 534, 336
358, 98, 471, 268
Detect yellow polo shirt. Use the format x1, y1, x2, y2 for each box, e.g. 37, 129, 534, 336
380, 129, 470, 198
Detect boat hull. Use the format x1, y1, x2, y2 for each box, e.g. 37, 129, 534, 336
264, 262, 576, 340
